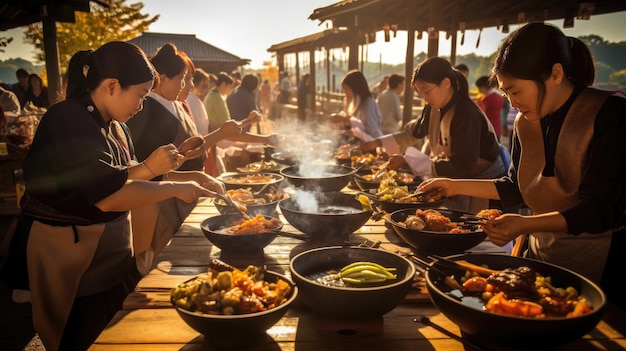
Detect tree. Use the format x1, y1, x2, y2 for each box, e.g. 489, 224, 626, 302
610, 69, 626, 86
0, 37, 14, 53
23, 0, 158, 70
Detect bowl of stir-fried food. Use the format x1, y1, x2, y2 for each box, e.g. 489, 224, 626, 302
217, 172, 284, 193
172, 259, 297, 348
289, 246, 415, 319
201, 214, 283, 253
360, 174, 445, 213
425, 253, 606, 348
388, 208, 487, 255
353, 168, 421, 192
213, 188, 285, 216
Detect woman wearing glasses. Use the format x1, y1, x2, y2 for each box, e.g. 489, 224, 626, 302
363, 56, 506, 213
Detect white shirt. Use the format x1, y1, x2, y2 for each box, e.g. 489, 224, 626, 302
186, 93, 209, 135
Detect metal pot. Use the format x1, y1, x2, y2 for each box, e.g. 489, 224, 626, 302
280, 165, 356, 192
278, 191, 372, 243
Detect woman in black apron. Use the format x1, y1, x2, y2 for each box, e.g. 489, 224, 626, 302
4, 42, 221, 351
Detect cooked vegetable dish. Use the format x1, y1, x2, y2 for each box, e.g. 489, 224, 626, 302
172, 264, 292, 315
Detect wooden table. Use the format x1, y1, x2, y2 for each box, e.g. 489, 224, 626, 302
90, 193, 626, 351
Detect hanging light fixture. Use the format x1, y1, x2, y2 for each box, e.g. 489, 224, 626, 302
563, 17, 575, 28
502, 23, 509, 33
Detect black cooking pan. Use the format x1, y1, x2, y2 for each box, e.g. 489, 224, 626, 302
201, 214, 282, 253
280, 165, 356, 192
278, 192, 372, 243
426, 253, 606, 349
388, 208, 486, 256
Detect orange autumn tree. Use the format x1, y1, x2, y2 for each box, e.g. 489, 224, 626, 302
23, 0, 158, 70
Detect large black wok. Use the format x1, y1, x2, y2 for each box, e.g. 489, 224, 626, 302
280, 165, 356, 192
426, 253, 606, 349
388, 208, 486, 256
278, 191, 372, 243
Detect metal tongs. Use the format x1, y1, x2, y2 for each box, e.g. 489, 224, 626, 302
398, 187, 442, 202
216, 193, 251, 220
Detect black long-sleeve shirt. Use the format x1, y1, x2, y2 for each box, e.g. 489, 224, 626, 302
495, 87, 626, 234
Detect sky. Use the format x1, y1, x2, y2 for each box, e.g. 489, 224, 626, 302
1, 0, 625, 69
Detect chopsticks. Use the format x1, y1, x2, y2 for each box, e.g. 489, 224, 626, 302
428, 255, 498, 276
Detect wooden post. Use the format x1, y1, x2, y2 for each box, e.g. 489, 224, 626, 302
42, 17, 61, 106
403, 17, 416, 126
309, 49, 316, 115
427, 0, 440, 58
348, 15, 359, 70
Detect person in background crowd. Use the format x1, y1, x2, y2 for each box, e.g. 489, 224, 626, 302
227, 73, 260, 132
24, 73, 49, 109
205, 72, 236, 132
3, 41, 223, 351
0, 84, 21, 115
125, 44, 238, 275
476, 75, 505, 141
361, 57, 505, 214
297, 73, 311, 123
276, 71, 293, 119
204, 71, 281, 172
417, 23, 626, 311
372, 75, 389, 98
376, 73, 405, 134
10, 68, 29, 107
186, 68, 214, 135
329, 69, 383, 142
259, 79, 272, 116
454, 63, 470, 81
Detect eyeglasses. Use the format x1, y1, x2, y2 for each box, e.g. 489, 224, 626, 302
414, 84, 439, 99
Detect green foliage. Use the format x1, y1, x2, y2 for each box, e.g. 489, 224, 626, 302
609, 69, 626, 86
23, 0, 158, 70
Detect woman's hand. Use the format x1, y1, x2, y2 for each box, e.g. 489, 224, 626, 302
329, 112, 349, 124
416, 178, 456, 197
359, 139, 382, 153
482, 214, 528, 246
218, 120, 243, 139
178, 136, 206, 161
182, 171, 226, 195
243, 110, 262, 127
144, 144, 183, 175
386, 154, 407, 170
265, 133, 282, 147
173, 181, 219, 203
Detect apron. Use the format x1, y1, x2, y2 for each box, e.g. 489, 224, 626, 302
517, 88, 614, 283
428, 106, 505, 214
132, 102, 198, 275
27, 214, 131, 351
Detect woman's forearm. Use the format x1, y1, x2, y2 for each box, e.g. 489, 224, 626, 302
95, 180, 179, 212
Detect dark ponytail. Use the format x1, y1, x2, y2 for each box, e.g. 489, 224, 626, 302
65, 41, 155, 100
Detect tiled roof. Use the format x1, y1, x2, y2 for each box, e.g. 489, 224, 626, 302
128, 32, 250, 65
